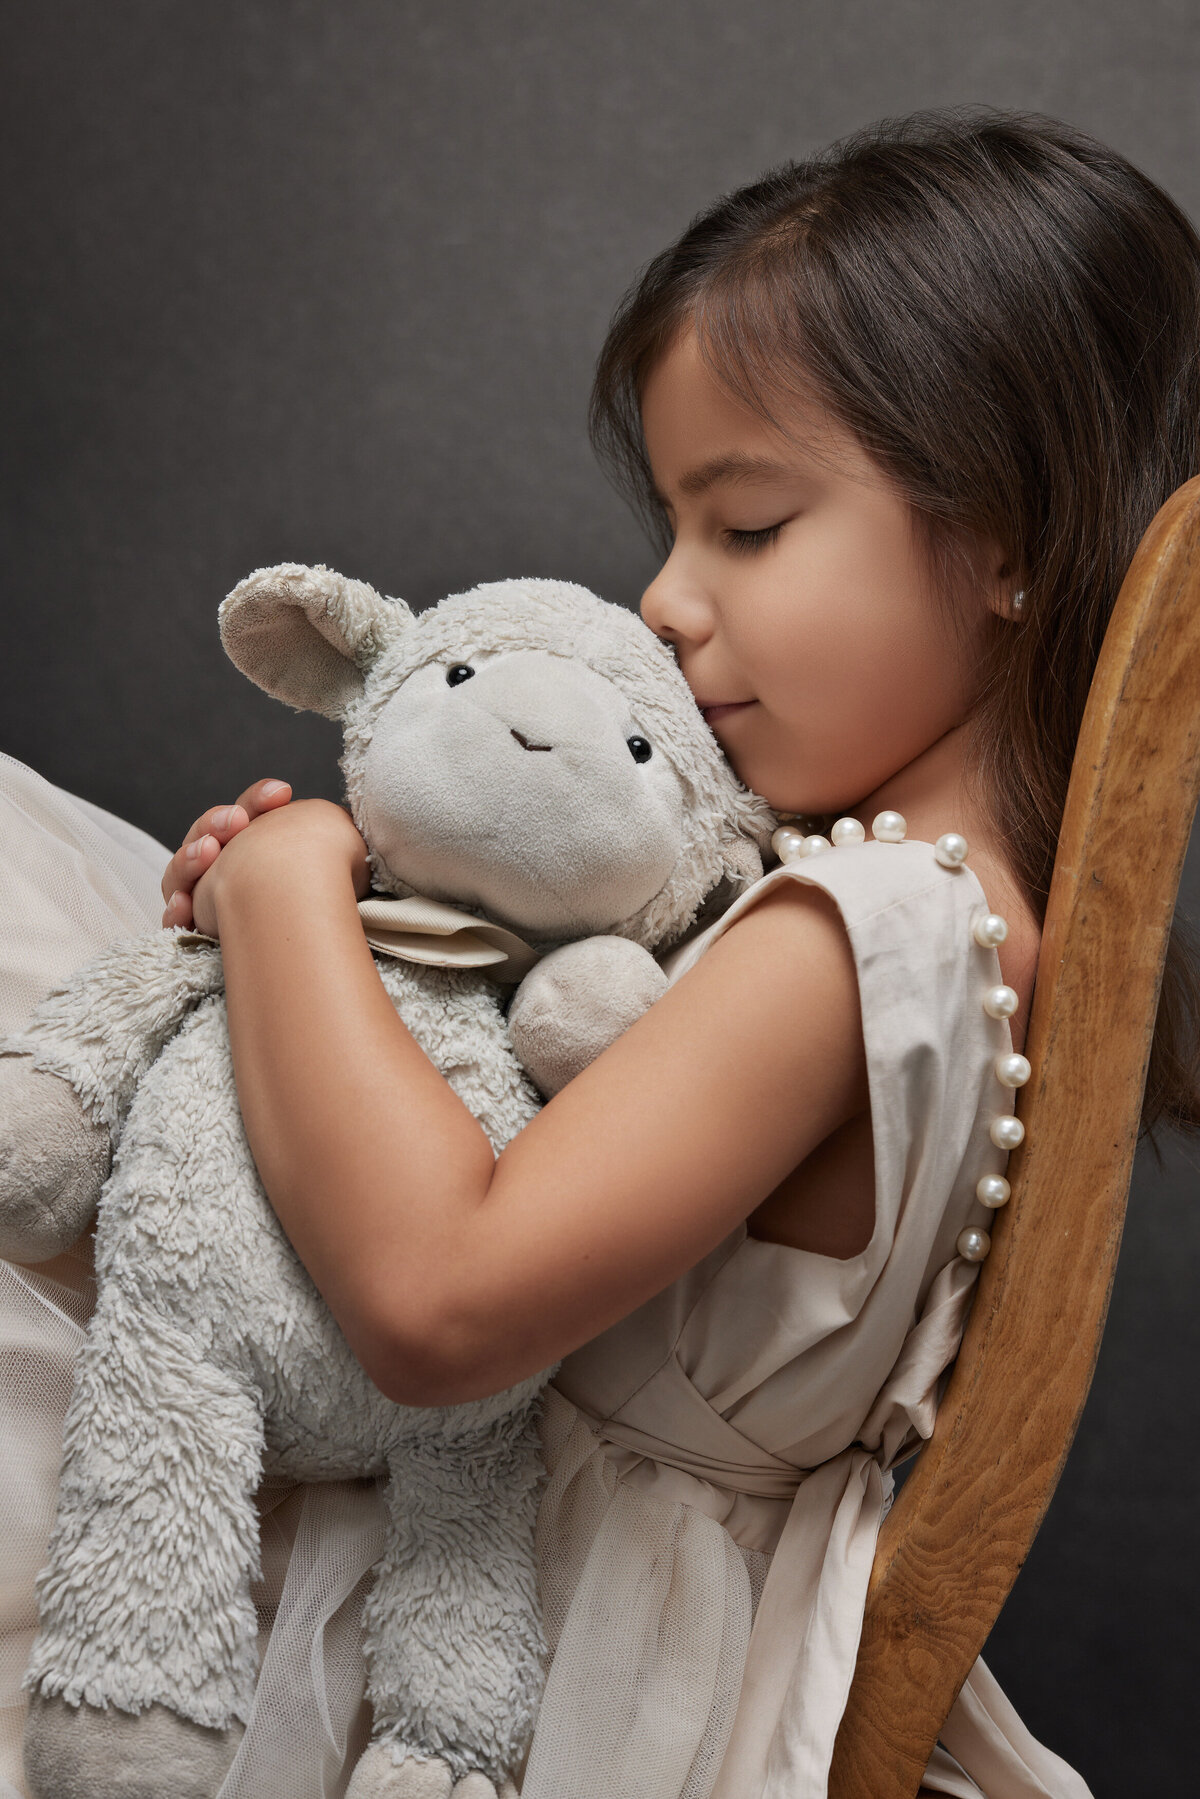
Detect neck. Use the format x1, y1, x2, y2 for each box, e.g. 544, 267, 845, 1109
855, 721, 985, 847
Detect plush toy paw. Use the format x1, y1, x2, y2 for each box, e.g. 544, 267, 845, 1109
0, 1059, 111, 1261
23, 1692, 244, 1799
346, 1745, 519, 1798
507, 934, 669, 1096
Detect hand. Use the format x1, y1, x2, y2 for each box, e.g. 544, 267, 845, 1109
162, 779, 294, 929
186, 797, 371, 940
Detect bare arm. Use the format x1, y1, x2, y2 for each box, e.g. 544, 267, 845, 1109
198, 801, 867, 1406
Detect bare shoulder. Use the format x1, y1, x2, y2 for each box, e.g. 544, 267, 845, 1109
525, 871, 869, 1197
686, 873, 861, 1026
701, 863, 864, 950
652, 872, 868, 1122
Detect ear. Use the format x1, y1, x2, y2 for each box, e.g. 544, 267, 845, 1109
219, 563, 413, 719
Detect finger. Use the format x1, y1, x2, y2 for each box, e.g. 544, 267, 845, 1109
162, 888, 194, 930
235, 777, 292, 821
158, 781, 292, 903
161, 810, 242, 905
160, 831, 221, 906
160, 790, 268, 904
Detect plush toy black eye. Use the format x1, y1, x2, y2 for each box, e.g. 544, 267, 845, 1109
446, 664, 475, 686
627, 736, 652, 763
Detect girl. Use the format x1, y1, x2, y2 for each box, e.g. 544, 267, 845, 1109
5, 107, 1199, 1798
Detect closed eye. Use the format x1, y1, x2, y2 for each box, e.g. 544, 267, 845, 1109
722, 523, 785, 554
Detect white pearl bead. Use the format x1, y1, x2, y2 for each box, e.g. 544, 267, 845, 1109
831, 816, 866, 846
982, 984, 1019, 1019
872, 810, 907, 842
976, 1174, 1011, 1208
957, 1226, 991, 1262
771, 826, 808, 862
972, 910, 1009, 948
934, 831, 969, 868
802, 834, 832, 856
990, 1114, 1025, 1150
995, 1053, 1031, 1089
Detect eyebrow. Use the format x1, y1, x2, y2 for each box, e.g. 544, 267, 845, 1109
654, 452, 800, 504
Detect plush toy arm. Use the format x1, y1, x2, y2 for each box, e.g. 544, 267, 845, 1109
506, 935, 669, 1099
0, 1062, 112, 1263
0, 930, 224, 1262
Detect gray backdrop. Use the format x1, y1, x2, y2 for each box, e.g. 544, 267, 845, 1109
3, 3, 1197, 1790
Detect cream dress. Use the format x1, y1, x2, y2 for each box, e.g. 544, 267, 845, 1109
0, 751, 1092, 1799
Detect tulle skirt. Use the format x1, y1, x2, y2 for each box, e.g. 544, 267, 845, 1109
0, 752, 389, 1798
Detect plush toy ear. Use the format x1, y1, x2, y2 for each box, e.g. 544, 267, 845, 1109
721, 830, 767, 889
219, 562, 413, 719
719, 789, 775, 889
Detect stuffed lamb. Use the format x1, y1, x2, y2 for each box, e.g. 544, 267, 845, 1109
0, 566, 772, 1799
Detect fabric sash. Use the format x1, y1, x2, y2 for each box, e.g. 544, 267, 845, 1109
525, 1387, 888, 1799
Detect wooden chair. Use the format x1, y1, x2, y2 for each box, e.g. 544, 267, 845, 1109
826, 475, 1200, 1798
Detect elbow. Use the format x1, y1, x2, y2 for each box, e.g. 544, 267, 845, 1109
355, 1290, 516, 1408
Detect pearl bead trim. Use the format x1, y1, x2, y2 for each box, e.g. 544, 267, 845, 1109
982, 984, 1019, 1019
934, 831, 969, 868
972, 910, 1008, 948
957, 1225, 991, 1263
768, 811, 1027, 1267
990, 1114, 1025, 1150
770, 825, 833, 861
976, 1174, 1011, 1208
996, 1052, 1030, 1088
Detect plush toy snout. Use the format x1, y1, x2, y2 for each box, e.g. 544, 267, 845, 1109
361, 649, 686, 939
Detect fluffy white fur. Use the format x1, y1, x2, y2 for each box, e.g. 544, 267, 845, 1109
0, 567, 773, 1798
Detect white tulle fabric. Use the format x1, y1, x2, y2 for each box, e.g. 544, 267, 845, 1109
0, 750, 1094, 1798
0, 754, 389, 1799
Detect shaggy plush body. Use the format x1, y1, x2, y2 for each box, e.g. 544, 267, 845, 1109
0, 568, 772, 1797
12, 945, 544, 1770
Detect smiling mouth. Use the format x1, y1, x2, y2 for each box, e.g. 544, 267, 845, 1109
699, 700, 755, 726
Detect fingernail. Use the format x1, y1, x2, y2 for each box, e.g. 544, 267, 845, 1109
185, 837, 209, 860
212, 807, 233, 829
165, 891, 180, 913
261, 780, 286, 796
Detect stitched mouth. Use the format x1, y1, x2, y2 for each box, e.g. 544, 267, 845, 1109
511, 728, 553, 752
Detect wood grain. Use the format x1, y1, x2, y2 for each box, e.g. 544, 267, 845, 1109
827, 477, 1200, 1798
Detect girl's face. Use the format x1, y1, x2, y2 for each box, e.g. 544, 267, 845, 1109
639, 328, 998, 816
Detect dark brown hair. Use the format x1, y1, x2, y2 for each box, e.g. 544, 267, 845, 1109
589, 108, 1200, 1141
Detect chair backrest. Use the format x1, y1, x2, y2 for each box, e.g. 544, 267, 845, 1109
827, 475, 1200, 1798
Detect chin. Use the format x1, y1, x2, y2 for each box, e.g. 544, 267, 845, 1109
721, 750, 820, 816
734, 747, 876, 821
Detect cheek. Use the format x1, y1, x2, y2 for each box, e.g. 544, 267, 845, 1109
771, 515, 963, 703
742, 561, 975, 793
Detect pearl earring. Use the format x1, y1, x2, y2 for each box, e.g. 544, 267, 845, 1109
1010, 587, 1026, 619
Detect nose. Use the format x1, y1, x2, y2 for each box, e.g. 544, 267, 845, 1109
640, 546, 714, 648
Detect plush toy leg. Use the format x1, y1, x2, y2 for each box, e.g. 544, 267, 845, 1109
359, 1404, 546, 1791
345, 1742, 520, 1796
23, 1295, 264, 1784
0, 1059, 111, 1260
24, 1692, 244, 1799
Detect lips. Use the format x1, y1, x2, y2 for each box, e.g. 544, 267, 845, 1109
698, 700, 755, 726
